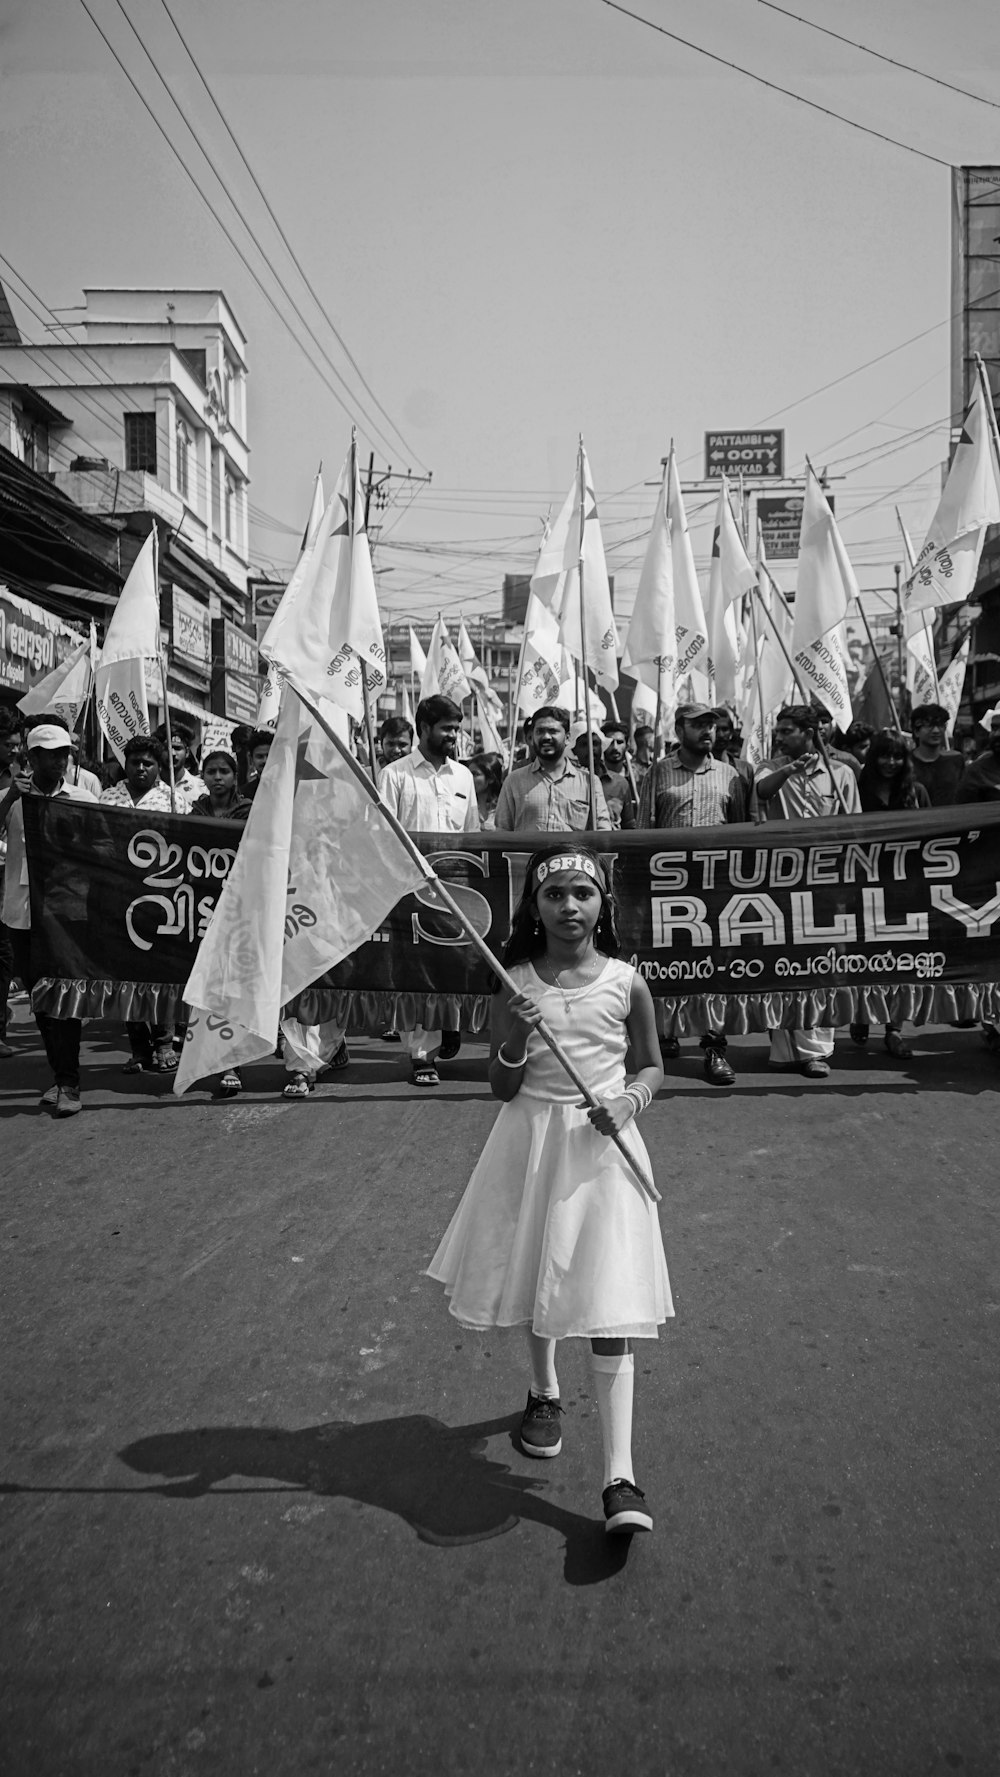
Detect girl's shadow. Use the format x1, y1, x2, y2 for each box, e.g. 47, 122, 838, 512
118, 1413, 632, 1586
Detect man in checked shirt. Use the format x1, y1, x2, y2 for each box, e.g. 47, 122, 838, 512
493, 705, 613, 833
637, 702, 749, 1086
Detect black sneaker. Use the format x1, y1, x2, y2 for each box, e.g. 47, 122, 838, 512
519, 1391, 563, 1459
602, 1478, 653, 1534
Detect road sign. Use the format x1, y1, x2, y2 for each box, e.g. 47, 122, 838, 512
704, 430, 784, 480
757, 493, 834, 561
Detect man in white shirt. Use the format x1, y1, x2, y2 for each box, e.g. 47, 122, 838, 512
0, 724, 98, 1114
379, 696, 479, 1085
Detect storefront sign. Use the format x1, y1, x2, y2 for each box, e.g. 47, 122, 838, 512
171, 589, 211, 669
212, 617, 259, 724
0, 588, 82, 697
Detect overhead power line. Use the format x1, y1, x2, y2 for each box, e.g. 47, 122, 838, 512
77, 0, 413, 468
755, 0, 1000, 114
598, 0, 952, 168
150, 0, 426, 471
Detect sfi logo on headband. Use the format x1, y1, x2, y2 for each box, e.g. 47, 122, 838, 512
534, 854, 599, 885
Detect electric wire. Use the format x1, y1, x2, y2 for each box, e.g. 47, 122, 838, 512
151, 0, 427, 472
77, 0, 410, 467
755, 0, 1000, 114
598, 0, 952, 168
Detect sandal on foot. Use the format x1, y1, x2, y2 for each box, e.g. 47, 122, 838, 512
122, 1055, 147, 1074
217, 1070, 243, 1097
150, 1045, 178, 1073
883, 1029, 913, 1060
411, 1064, 440, 1088
282, 1072, 314, 1099
330, 1040, 350, 1071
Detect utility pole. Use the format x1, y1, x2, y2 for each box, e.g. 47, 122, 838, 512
361, 450, 433, 715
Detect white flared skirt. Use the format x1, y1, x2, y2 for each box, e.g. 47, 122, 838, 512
427, 1095, 673, 1340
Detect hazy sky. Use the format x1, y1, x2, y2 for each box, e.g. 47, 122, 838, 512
3, 0, 999, 627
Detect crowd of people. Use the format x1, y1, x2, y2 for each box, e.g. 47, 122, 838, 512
2, 688, 999, 1114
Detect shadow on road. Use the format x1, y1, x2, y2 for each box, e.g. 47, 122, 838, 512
114, 1414, 631, 1586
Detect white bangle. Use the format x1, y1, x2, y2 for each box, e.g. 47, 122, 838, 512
624, 1081, 652, 1115
496, 1044, 527, 1068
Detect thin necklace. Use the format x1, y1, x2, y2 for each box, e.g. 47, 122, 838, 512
537, 953, 602, 993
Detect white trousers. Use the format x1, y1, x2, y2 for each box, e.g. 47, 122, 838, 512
769, 1028, 835, 1065
280, 1016, 345, 1078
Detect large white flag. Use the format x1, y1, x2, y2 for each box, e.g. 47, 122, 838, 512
261, 443, 386, 719
906, 370, 1000, 612
754, 534, 796, 730
256, 661, 283, 731
18, 627, 94, 723
176, 682, 426, 1092
622, 462, 677, 726
791, 467, 856, 729
94, 531, 160, 762
666, 449, 710, 683
897, 510, 940, 709
420, 616, 472, 704
705, 481, 749, 706
409, 626, 427, 682
535, 446, 618, 692
939, 634, 970, 732
458, 619, 502, 712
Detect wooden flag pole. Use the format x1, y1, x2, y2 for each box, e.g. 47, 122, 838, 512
607, 690, 641, 804
750, 585, 851, 816
577, 437, 598, 830
284, 671, 659, 1203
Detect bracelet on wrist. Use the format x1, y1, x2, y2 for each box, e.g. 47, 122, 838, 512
496, 1044, 528, 1068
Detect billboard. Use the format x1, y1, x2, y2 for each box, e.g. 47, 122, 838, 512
757, 492, 834, 562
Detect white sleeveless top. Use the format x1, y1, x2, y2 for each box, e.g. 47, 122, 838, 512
508, 957, 635, 1104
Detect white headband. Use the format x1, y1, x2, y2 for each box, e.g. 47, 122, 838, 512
534, 853, 599, 885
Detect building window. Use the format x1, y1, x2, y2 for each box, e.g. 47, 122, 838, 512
225, 472, 238, 543
179, 347, 206, 385
124, 411, 157, 474
176, 420, 192, 502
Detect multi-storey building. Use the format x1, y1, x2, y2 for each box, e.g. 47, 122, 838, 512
0, 286, 258, 734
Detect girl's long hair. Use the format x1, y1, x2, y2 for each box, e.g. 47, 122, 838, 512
858, 728, 921, 811
497, 843, 620, 983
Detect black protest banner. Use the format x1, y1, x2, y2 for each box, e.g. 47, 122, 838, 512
23, 800, 1000, 1030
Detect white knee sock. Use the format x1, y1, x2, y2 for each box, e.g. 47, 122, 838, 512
590, 1352, 635, 1487
525, 1330, 559, 1398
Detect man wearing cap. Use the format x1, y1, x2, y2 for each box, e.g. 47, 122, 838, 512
753, 705, 860, 1079
637, 703, 749, 1086
0, 724, 98, 1115
637, 704, 748, 829
494, 705, 612, 832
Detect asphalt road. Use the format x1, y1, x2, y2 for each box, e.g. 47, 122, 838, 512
2, 1018, 999, 1776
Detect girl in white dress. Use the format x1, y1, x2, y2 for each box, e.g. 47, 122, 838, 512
428, 846, 671, 1534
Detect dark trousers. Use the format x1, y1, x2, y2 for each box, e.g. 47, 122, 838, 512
9, 929, 82, 1089
126, 1021, 170, 1059
0, 918, 13, 1040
